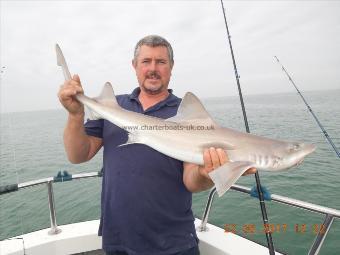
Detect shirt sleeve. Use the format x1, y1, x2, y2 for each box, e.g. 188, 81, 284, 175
84, 119, 104, 138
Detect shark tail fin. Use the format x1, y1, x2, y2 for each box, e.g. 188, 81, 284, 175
87, 82, 118, 120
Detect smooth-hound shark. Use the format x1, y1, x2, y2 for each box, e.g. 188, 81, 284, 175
56, 44, 316, 196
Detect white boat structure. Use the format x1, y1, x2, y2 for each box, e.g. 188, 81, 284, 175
1, 170, 339, 255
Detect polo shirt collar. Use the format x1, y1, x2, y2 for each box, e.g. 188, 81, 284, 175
128, 87, 179, 108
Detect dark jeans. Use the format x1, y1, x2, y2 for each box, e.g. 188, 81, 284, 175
106, 245, 200, 255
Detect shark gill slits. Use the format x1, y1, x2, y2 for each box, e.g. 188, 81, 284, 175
272, 157, 281, 168
259, 155, 263, 166
255, 154, 261, 166
264, 155, 269, 167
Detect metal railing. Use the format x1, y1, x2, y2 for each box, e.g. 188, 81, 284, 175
197, 185, 340, 255
0, 171, 101, 235
1, 170, 340, 254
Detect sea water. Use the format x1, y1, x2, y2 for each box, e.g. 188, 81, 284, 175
1, 89, 339, 254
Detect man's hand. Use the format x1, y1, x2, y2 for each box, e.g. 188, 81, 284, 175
199, 147, 257, 180
59, 74, 103, 164
58, 74, 84, 116
183, 147, 257, 193
198, 147, 228, 179
243, 166, 257, 175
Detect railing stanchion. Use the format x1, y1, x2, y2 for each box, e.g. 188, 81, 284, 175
47, 181, 61, 235
197, 187, 217, 232
308, 214, 334, 255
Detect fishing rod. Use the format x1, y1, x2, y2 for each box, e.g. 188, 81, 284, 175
274, 56, 340, 158
220, 1, 276, 254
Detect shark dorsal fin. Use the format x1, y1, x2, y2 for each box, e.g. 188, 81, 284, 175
94, 82, 118, 108
167, 92, 219, 127
87, 82, 118, 120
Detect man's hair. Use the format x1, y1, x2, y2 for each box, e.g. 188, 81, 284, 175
134, 35, 174, 66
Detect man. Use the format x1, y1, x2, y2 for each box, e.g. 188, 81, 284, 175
58, 35, 255, 255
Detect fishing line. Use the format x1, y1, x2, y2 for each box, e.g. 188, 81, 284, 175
0, 55, 25, 239
78, 170, 95, 220
219, 1, 275, 254
7, 114, 26, 237
274, 56, 340, 158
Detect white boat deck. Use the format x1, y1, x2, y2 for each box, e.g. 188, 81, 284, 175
0, 219, 284, 255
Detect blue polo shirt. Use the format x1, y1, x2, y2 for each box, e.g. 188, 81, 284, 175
84, 88, 198, 255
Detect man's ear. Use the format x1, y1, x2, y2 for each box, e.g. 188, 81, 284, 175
170, 61, 174, 74
132, 59, 137, 69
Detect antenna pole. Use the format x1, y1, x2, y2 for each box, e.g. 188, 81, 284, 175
274, 56, 339, 158
220, 1, 276, 254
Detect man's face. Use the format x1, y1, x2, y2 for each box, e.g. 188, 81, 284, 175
132, 45, 173, 95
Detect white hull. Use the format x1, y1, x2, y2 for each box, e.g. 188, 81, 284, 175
0, 219, 284, 255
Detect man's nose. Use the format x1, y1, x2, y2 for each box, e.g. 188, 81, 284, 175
149, 60, 157, 71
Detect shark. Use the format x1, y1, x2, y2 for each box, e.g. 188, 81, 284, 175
56, 44, 316, 197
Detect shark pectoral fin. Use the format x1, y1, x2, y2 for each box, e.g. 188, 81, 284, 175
208, 161, 255, 197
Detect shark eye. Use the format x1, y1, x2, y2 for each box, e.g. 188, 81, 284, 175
292, 144, 300, 151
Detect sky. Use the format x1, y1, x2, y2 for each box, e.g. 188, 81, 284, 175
0, 0, 339, 113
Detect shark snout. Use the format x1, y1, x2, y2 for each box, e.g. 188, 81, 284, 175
293, 143, 316, 167
302, 143, 316, 156
275, 142, 316, 170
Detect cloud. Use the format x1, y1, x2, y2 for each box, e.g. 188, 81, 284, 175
1, 1, 339, 112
